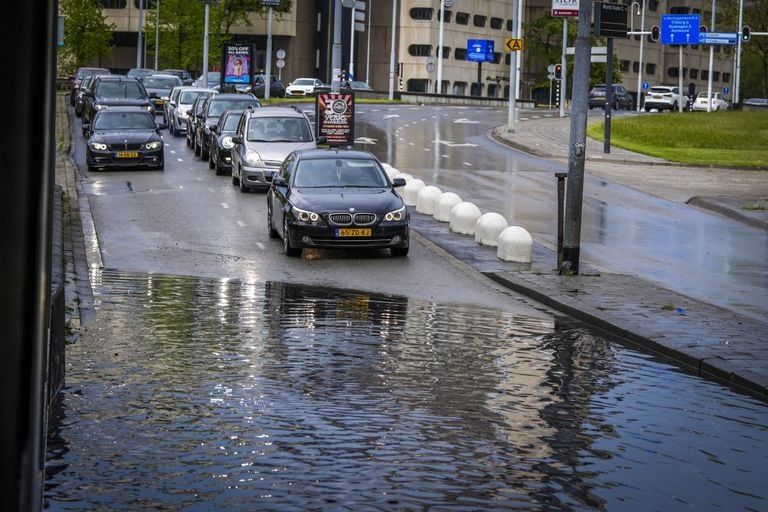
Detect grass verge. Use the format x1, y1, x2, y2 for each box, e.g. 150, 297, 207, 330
587, 111, 768, 168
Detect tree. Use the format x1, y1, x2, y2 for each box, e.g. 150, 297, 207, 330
718, 0, 768, 98
59, 0, 114, 71
143, 0, 293, 75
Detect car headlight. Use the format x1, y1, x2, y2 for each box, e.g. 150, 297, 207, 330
244, 150, 263, 166
89, 142, 108, 151
384, 205, 406, 222
292, 205, 321, 223
222, 136, 234, 149
145, 141, 162, 150
95, 104, 107, 111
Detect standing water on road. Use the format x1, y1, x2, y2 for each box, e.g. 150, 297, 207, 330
46, 271, 768, 511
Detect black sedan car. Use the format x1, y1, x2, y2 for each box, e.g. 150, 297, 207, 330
142, 73, 183, 114
208, 108, 245, 175
84, 107, 164, 171
267, 149, 409, 257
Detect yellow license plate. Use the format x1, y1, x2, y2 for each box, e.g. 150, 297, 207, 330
116, 151, 139, 158
336, 228, 371, 237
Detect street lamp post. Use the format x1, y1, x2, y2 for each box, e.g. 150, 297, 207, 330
136, 0, 144, 68
632, 0, 645, 112
154, 0, 160, 70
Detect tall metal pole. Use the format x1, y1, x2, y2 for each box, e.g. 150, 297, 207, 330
515, 0, 523, 100
506, 0, 519, 132
559, 18, 567, 117
436, 0, 445, 94
706, 0, 715, 112
154, 0, 160, 70
365, 0, 372, 83
203, 2, 210, 87
136, 0, 144, 68
388, 0, 397, 99
349, 4, 355, 81
561, 0, 593, 275
332, 0, 343, 92
735, 0, 744, 104
265, 7, 273, 99
679, 44, 684, 112
635, 0, 645, 112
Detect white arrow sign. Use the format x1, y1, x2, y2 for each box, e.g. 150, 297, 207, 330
383, 114, 400, 119
434, 140, 479, 147
354, 137, 378, 144
453, 118, 479, 124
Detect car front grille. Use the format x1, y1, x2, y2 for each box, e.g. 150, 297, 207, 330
328, 213, 377, 226
108, 143, 143, 151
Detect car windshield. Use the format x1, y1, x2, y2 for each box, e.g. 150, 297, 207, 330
96, 81, 146, 99
180, 91, 208, 104
293, 159, 387, 188
143, 77, 179, 88
93, 112, 155, 130
247, 117, 311, 142
222, 114, 241, 131
293, 79, 315, 86
77, 68, 108, 80
209, 99, 257, 117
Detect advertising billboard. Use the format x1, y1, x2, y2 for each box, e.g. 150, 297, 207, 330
221, 43, 253, 85
315, 93, 355, 147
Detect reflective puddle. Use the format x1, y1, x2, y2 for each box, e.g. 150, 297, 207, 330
46, 271, 768, 511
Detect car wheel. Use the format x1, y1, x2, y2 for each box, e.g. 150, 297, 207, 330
232, 167, 240, 186
156, 162, 165, 171
194, 138, 201, 157
201, 143, 209, 161
239, 174, 248, 193
283, 217, 301, 257
186, 131, 191, 147
672, 102, 678, 112
208, 152, 215, 169
267, 203, 279, 239
391, 246, 409, 257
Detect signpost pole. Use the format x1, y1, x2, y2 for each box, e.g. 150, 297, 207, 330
507, 0, 519, 132
202, 2, 209, 87
387, 0, 396, 99
265, 7, 273, 99
679, 44, 684, 112
559, 18, 567, 118
635, 0, 645, 112
603, 36, 613, 154
348, 4, 355, 81
437, 0, 445, 94
707, 0, 715, 112
735, 0, 744, 105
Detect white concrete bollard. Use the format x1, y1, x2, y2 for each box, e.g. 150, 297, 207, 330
433, 192, 462, 222
393, 172, 414, 183
474, 212, 509, 246
449, 202, 482, 235
401, 179, 426, 206
384, 166, 400, 180
497, 226, 533, 263
415, 186, 443, 214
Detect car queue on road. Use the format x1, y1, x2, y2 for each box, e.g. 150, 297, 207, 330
71, 70, 411, 258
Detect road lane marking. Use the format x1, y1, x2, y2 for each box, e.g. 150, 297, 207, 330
256, 242, 265, 250
463, 162, 473, 166
221, 203, 229, 209
236, 220, 246, 227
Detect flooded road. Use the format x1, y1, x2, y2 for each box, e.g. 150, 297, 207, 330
46, 271, 767, 511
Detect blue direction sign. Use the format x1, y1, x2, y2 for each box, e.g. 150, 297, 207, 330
699, 31, 739, 45
661, 14, 700, 45
466, 39, 495, 63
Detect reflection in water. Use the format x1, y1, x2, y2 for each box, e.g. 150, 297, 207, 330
46, 271, 768, 511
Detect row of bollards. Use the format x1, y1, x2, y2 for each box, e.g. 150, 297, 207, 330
382, 163, 534, 263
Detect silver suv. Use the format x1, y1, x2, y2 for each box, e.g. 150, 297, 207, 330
230, 106, 317, 192
644, 85, 683, 112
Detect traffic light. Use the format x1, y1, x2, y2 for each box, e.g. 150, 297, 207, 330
650, 25, 660, 42
554, 63, 562, 80
742, 25, 751, 43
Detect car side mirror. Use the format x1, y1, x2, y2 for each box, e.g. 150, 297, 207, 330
81, 123, 90, 132
169, 101, 176, 107
272, 176, 286, 187
392, 178, 406, 188
316, 136, 327, 145
231, 136, 242, 144
186, 109, 193, 116
149, 92, 158, 98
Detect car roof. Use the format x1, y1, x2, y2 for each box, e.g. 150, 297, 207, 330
244, 106, 307, 119
295, 148, 378, 161
95, 75, 141, 82
92, 106, 154, 115
210, 93, 257, 100
146, 73, 180, 79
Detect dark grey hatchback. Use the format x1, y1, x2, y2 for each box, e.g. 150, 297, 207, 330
267, 149, 409, 258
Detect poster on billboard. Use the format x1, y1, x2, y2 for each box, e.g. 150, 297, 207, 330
221, 43, 254, 85
315, 93, 355, 147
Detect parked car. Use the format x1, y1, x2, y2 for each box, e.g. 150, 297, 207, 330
266, 148, 409, 257
250, 74, 286, 98
81, 75, 155, 130
230, 106, 317, 192
142, 73, 183, 114
166, 86, 216, 136
285, 78, 325, 97
644, 85, 683, 112
692, 92, 729, 112
208, 109, 246, 176
588, 84, 634, 110
194, 93, 261, 160
193, 71, 221, 88
84, 107, 164, 172
126, 68, 155, 81
159, 68, 194, 85
70, 66, 111, 106
340, 80, 374, 92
